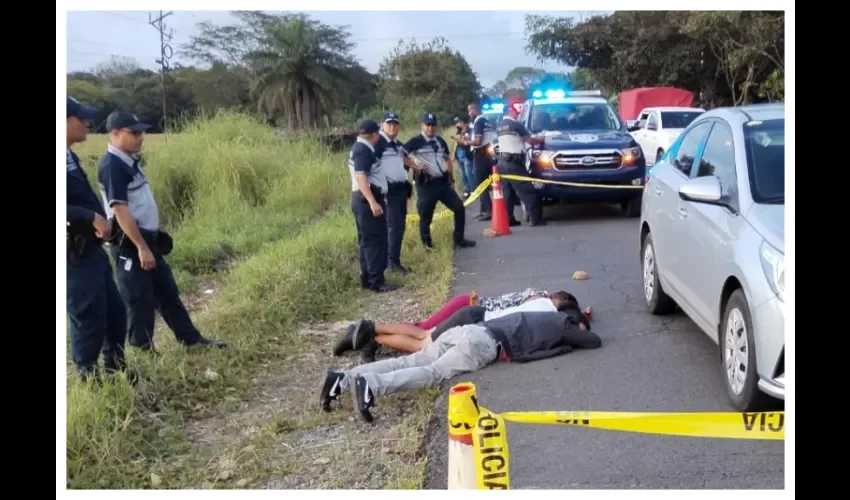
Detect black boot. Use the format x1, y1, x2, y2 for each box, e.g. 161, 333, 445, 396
361, 336, 379, 363
332, 323, 356, 356
454, 239, 476, 248
351, 319, 376, 351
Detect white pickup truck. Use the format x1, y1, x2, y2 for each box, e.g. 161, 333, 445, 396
627, 106, 705, 166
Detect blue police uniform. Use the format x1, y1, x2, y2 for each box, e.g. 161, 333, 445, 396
375, 112, 411, 274
350, 119, 399, 293
66, 97, 128, 379
403, 112, 475, 249
471, 111, 496, 220
495, 115, 546, 226
98, 111, 227, 351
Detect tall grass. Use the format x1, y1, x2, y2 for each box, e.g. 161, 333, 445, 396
67, 111, 456, 488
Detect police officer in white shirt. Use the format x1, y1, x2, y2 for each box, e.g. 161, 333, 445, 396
403, 112, 476, 250
349, 119, 401, 293
495, 102, 547, 226
458, 103, 497, 221
376, 112, 413, 275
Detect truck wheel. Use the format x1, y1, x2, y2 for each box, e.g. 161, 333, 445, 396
621, 196, 641, 217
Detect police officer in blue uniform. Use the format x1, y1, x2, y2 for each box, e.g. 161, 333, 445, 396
496, 103, 548, 226
461, 103, 496, 221
376, 112, 413, 275
403, 113, 476, 250
66, 96, 129, 381
98, 111, 228, 352
350, 119, 401, 293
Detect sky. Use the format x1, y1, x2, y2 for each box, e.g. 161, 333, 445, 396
65, 10, 606, 88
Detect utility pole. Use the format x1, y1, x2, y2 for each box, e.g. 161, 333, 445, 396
149, 11, 174, 136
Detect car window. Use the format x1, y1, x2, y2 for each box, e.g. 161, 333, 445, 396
672, 121, 711, 177
519, 103, 530, 125
638, 112, 650, 129
695, 123, 737, 197
743, 118, 784, 203
529, 102, 622, 133
661, 111, 703, 129
647, 113, 659, 129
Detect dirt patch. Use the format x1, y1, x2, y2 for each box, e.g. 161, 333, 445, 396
178, 286, 442, 489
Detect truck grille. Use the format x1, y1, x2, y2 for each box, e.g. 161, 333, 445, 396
552, 149, 621, 171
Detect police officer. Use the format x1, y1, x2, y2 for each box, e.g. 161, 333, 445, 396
349, 119, 400, 293
66, 96, 130, 382
461, 103, 496, 221
496, 102, 548, 226
98, 111, 228, 352
376, 112, 412, 275
403, 112, 476, 249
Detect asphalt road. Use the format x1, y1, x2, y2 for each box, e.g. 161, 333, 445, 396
423, 202, 784, 489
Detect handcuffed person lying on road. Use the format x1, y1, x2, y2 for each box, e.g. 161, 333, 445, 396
334, 291, 593, 361
320, 310, 602, 421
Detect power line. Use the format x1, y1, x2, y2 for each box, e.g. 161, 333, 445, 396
149, 10, 174, 135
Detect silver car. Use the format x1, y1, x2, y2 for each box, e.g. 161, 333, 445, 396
638, 103, 785, 411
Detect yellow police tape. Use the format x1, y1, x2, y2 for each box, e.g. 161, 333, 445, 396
472, 407, 511, 489
405, 171, 643, 224
449, 382, 784, 490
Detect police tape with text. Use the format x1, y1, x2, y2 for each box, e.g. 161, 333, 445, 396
447, 382, 784, 490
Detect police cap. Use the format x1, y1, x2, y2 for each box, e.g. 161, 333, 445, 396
106, 110, 152, 132
382, 111, 400, 124
67, 96, 98, 120
454, 115, 469, 124
422, 112, 438, 126
358, 119, 380, 135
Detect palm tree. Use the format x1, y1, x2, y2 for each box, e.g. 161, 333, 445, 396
246, 14, 356, 129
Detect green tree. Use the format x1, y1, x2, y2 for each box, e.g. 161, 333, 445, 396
377, 38, 481, 124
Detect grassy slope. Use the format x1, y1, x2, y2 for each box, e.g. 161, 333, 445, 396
66, 112, 458, 488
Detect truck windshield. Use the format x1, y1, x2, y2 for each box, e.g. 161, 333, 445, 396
744, 118, 784, 203
530, 102, 622, 133
660, 111, 703, 129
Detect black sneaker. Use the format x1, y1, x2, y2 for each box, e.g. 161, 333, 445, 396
389, 264, 410, 275
361, 337, 379, 363
351, 319, 376, 351
352, 375, 375, 422
332, 323, 356, 356
454, 239, 476, 249
478, 214, 492, 221
530, 220, 548, 227
370, 283, 401, 293
320, 370, 345, 411
509, 219, 521, 227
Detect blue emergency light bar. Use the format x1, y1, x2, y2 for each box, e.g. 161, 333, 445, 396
482, 102, 505, 112
531, 89, 603, 99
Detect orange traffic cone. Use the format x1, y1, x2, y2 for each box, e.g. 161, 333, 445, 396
490, 165, 512, 236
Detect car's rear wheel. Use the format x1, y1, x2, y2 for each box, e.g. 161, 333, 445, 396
720, 289, 773, 411
641, 233, 676, 315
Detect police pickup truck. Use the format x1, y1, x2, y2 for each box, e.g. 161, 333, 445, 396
495, 89, 647, 218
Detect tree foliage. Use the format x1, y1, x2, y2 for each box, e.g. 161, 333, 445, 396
524, 11, 784, 107
377, 38, 481, 124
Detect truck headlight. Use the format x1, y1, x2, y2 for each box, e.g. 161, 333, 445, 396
620, 147, 642, 165
759, 240, 784, 302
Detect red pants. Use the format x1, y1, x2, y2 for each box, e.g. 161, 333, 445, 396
413, 294, 471, 330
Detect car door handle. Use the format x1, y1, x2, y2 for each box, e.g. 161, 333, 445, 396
653, 186, 663, 196
678, 206, 688, 218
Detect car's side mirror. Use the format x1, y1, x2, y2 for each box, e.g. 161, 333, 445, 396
626, 120, 640, 132
647, 123, 658, 131
678, 176, 723, 204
